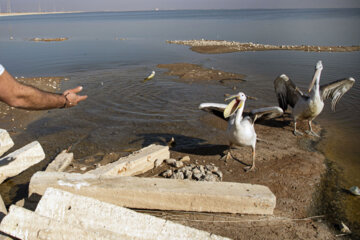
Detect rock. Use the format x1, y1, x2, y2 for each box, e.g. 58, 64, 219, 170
204, 174, 217, 182
180, 156, 190, 162
205, 164, 218, 172
213, 170, 223, 180
171, 171, 184, 180
166, 158, 177, 166
193, 173, 203, 181
184, 170, 193, 179
192, 168, 201, 175
161, 169, 173, 178
175, 161, 184, 168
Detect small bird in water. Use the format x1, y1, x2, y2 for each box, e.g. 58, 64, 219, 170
144, 71, 155, 82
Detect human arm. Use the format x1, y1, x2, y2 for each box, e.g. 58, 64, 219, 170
0, 64, 87, 110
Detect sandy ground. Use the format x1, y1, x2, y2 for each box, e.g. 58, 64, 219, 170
167, 40, 360, 54
0, 66, 347, 239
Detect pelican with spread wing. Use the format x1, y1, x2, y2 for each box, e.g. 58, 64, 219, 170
199, 92, 283, 172
274, 60, 355, 137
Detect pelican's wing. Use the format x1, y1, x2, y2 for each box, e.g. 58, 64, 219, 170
199, 103, 228, 120
320, 77, 355, 111
274, 74, 303, 111
249, 106, 284, 123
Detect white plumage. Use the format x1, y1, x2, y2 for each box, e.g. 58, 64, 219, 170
274, 60, 355, 137
199, 92, 283, 172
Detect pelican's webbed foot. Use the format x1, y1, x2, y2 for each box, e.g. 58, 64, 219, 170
305, 130, 320, 137
293, 130, 304, 136
244, 164, 255, 172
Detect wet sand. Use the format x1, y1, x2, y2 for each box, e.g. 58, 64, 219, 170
167, 40, 360, 54
0, 66, 344, 239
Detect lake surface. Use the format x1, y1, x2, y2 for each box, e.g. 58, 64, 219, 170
1, 9, 359, 235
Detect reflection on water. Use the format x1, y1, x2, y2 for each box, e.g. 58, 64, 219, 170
0, 9, 359, 236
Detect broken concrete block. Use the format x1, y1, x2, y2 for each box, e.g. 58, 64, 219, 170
36, 188, 229, 240
0, 194, 7, 217
0, 205, 132, 240
29, 172, 276, 214
88, 144, 169, 176
45, 150, 73, 172
0, 141, 45, 184
0, 129, 14, 158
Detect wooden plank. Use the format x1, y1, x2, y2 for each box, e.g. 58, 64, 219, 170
29, 172, 276, 215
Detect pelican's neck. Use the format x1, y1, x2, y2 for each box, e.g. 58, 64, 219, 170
235, 100, 245, 126
311, 69, 322, 98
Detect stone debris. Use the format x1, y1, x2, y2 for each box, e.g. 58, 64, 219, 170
29, 172, 276, 214
0, 205, 127, 240
0, 141, 45, 184
162, 162, 223, 182
0, 129, 14, 157
154, 158, 164, 168
45, 150, 74, 172
88, 144, 170, 176
0, 194, 7, 217
35, 188, 229, 240
166, 39, 360, 53
0, 188, 228, 240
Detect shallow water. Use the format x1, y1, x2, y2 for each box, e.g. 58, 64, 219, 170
0, 9, 359, 235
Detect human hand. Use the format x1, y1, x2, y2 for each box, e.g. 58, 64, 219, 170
62, 86, 88, 108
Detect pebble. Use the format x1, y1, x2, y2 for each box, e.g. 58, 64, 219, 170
160, 163, 223, 182
175, 161, 184, 168
180, 156, 190, 162
165, 158, 177, 166
161, 169, 173, 178
80, 167, 87, 171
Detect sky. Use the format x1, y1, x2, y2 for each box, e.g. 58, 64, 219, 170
1, 0, 360, 13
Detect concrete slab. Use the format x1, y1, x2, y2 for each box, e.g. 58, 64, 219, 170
0, 141, 45, 184
29, 172, 276, 215
88, 144, 169, 176
36, 188, 228, 240
0, 194, 7, 217
0, 205, 134, 240
45, 150, 73, 172
0, 129, 14, 158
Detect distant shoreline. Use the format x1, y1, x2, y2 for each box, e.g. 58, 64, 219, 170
0, 11, 82, 17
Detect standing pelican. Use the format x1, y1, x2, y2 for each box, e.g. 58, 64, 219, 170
274, 61, 355, 137
199, 92, 283, 172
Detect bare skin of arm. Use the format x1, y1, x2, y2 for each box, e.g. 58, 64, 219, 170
0, 68, 87, 110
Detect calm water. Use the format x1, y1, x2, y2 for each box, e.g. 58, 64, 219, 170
0, 9, 359, 235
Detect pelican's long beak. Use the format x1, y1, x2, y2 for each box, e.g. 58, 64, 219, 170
308, 68, 321, 92
224, 98, 243, 118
